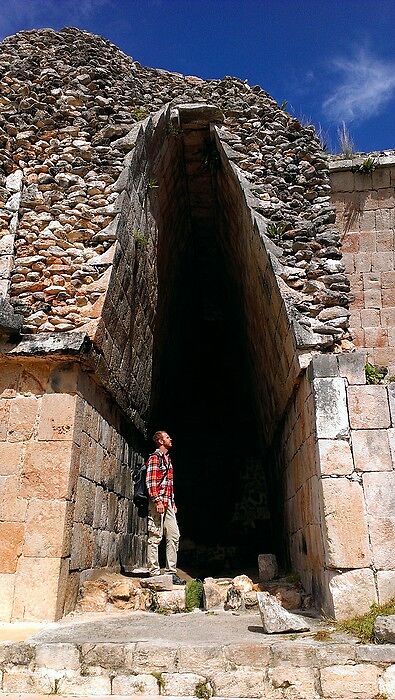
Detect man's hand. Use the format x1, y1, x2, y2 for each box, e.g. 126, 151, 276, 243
156, 501, 165, 514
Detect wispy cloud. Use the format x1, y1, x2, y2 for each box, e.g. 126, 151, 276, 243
323, 49, 395, 123
0, 0, 112, 40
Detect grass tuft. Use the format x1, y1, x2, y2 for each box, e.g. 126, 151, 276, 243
333, 598, 395, 643
185, 579, 204, 612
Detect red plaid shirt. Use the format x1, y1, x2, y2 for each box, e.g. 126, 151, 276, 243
145, 449, 175, 508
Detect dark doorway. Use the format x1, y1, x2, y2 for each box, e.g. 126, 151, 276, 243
150, 217, 273, 576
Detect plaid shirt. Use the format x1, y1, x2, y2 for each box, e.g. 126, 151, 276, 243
145, 449, 175, 508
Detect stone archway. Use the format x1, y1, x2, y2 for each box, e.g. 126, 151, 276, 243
0, 102, 390, 623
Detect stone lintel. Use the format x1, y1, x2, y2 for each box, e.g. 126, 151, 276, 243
177, 103, 225, 128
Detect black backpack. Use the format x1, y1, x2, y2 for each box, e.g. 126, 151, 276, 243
132, 459, 148, 508
132, 452, 167, 510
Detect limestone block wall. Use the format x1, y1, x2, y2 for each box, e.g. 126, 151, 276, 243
330, 154, 395, 372
0, 356, 144, 622
312, 352, 394, 618
281, 372, 325, 604
279, 351, 395, 618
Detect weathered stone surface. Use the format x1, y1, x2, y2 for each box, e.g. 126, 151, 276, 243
232, 574, 254, 592
263, 585, 302, 611
212, 669, 266, 698
162, 671, 207, 696
321, 478, 370, 568
140, 573, 173, 591
132, 642, 178, 673
0, 573, 15, 621
258, 553, 278, 581
23, 499, 71, 557
156, 589, 185, 612
13, 556, 68, 621
338, 351, 366, 384
375, 615, 395, 643
317, 438, 354, 476
257, 592, 309, 633
347, 385, 391, 429
377, 570, 395, 603
203, 577, 230, 610
21, 440, 73, 499
351, 429, 392, 471
0, 522, 24, 573
112, 673, 160, 695
363, 470, 395, 518
267, 666, 317, 698
327, 568, 377, 619
2, 668, 55, 694
57, 674, 111, 696
379, 664, 395, 700
34, 642, 80, 670
313, 378, 349, 439
37, 393, 76, 441
320, 663, 379, 699
178, 644, 226, 674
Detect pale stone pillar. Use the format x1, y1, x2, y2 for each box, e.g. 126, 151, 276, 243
0, 359, 78, 621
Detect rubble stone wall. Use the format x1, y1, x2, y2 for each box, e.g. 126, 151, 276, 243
0, 357, 145, 622
0, 28, 352, 347
330, 154, 395, 372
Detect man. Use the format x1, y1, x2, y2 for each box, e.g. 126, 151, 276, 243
145, 430, 186, 585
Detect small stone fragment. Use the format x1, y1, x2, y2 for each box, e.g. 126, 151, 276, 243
258, 553, 278, 581
374, 614, 395, 643
257, 591, 310, 633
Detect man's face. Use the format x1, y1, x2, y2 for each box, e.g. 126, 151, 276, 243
161, 432, 172, 449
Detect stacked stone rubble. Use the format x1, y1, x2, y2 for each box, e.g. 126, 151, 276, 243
0, 27, 350, 343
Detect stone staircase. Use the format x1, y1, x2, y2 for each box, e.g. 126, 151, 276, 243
0, 609, 394, 698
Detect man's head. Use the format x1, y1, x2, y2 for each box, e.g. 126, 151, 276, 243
153, 430, 172, 451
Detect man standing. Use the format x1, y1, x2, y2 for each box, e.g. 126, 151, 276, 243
145, 431, 185, 585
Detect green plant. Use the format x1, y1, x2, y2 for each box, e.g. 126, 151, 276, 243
147, 178, 159, 190
285, 572, 301, 585
266, 221, 290, 239
352, 156, 377, 174
333, 598, 395, 643
195, 681, 213, 699
185, 579, 204, 612
132, 107, 148, 121
151, 672, 165, 691
365, 362, 388, 384
132, 228, 148, 247
337, 121, 355, 158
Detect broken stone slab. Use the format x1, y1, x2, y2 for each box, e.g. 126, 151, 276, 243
257, 592, 310, 633
156, 589, 185, 612
203, 577, 231, 610
232, 574, 254, 592
4, 332, 90, 356
375, 615, 395, 643
140, 574, 173, 592
258, 553, 278, 582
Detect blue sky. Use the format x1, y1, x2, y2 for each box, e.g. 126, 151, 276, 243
1, 0, 394, 153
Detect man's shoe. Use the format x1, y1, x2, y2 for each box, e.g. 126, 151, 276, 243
172, 574, 186, 585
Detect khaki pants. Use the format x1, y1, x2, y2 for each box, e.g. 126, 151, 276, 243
147, 501, 180, 575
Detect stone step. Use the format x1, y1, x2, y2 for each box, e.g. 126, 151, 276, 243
1, 612, 394, 698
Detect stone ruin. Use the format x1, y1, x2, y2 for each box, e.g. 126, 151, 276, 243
0, 28, 394, 623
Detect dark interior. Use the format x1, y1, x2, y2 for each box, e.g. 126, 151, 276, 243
150, 216, 274, 575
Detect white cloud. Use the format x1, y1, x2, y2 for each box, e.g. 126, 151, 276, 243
323, 49, 395, 123
0, 0, 112, 40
